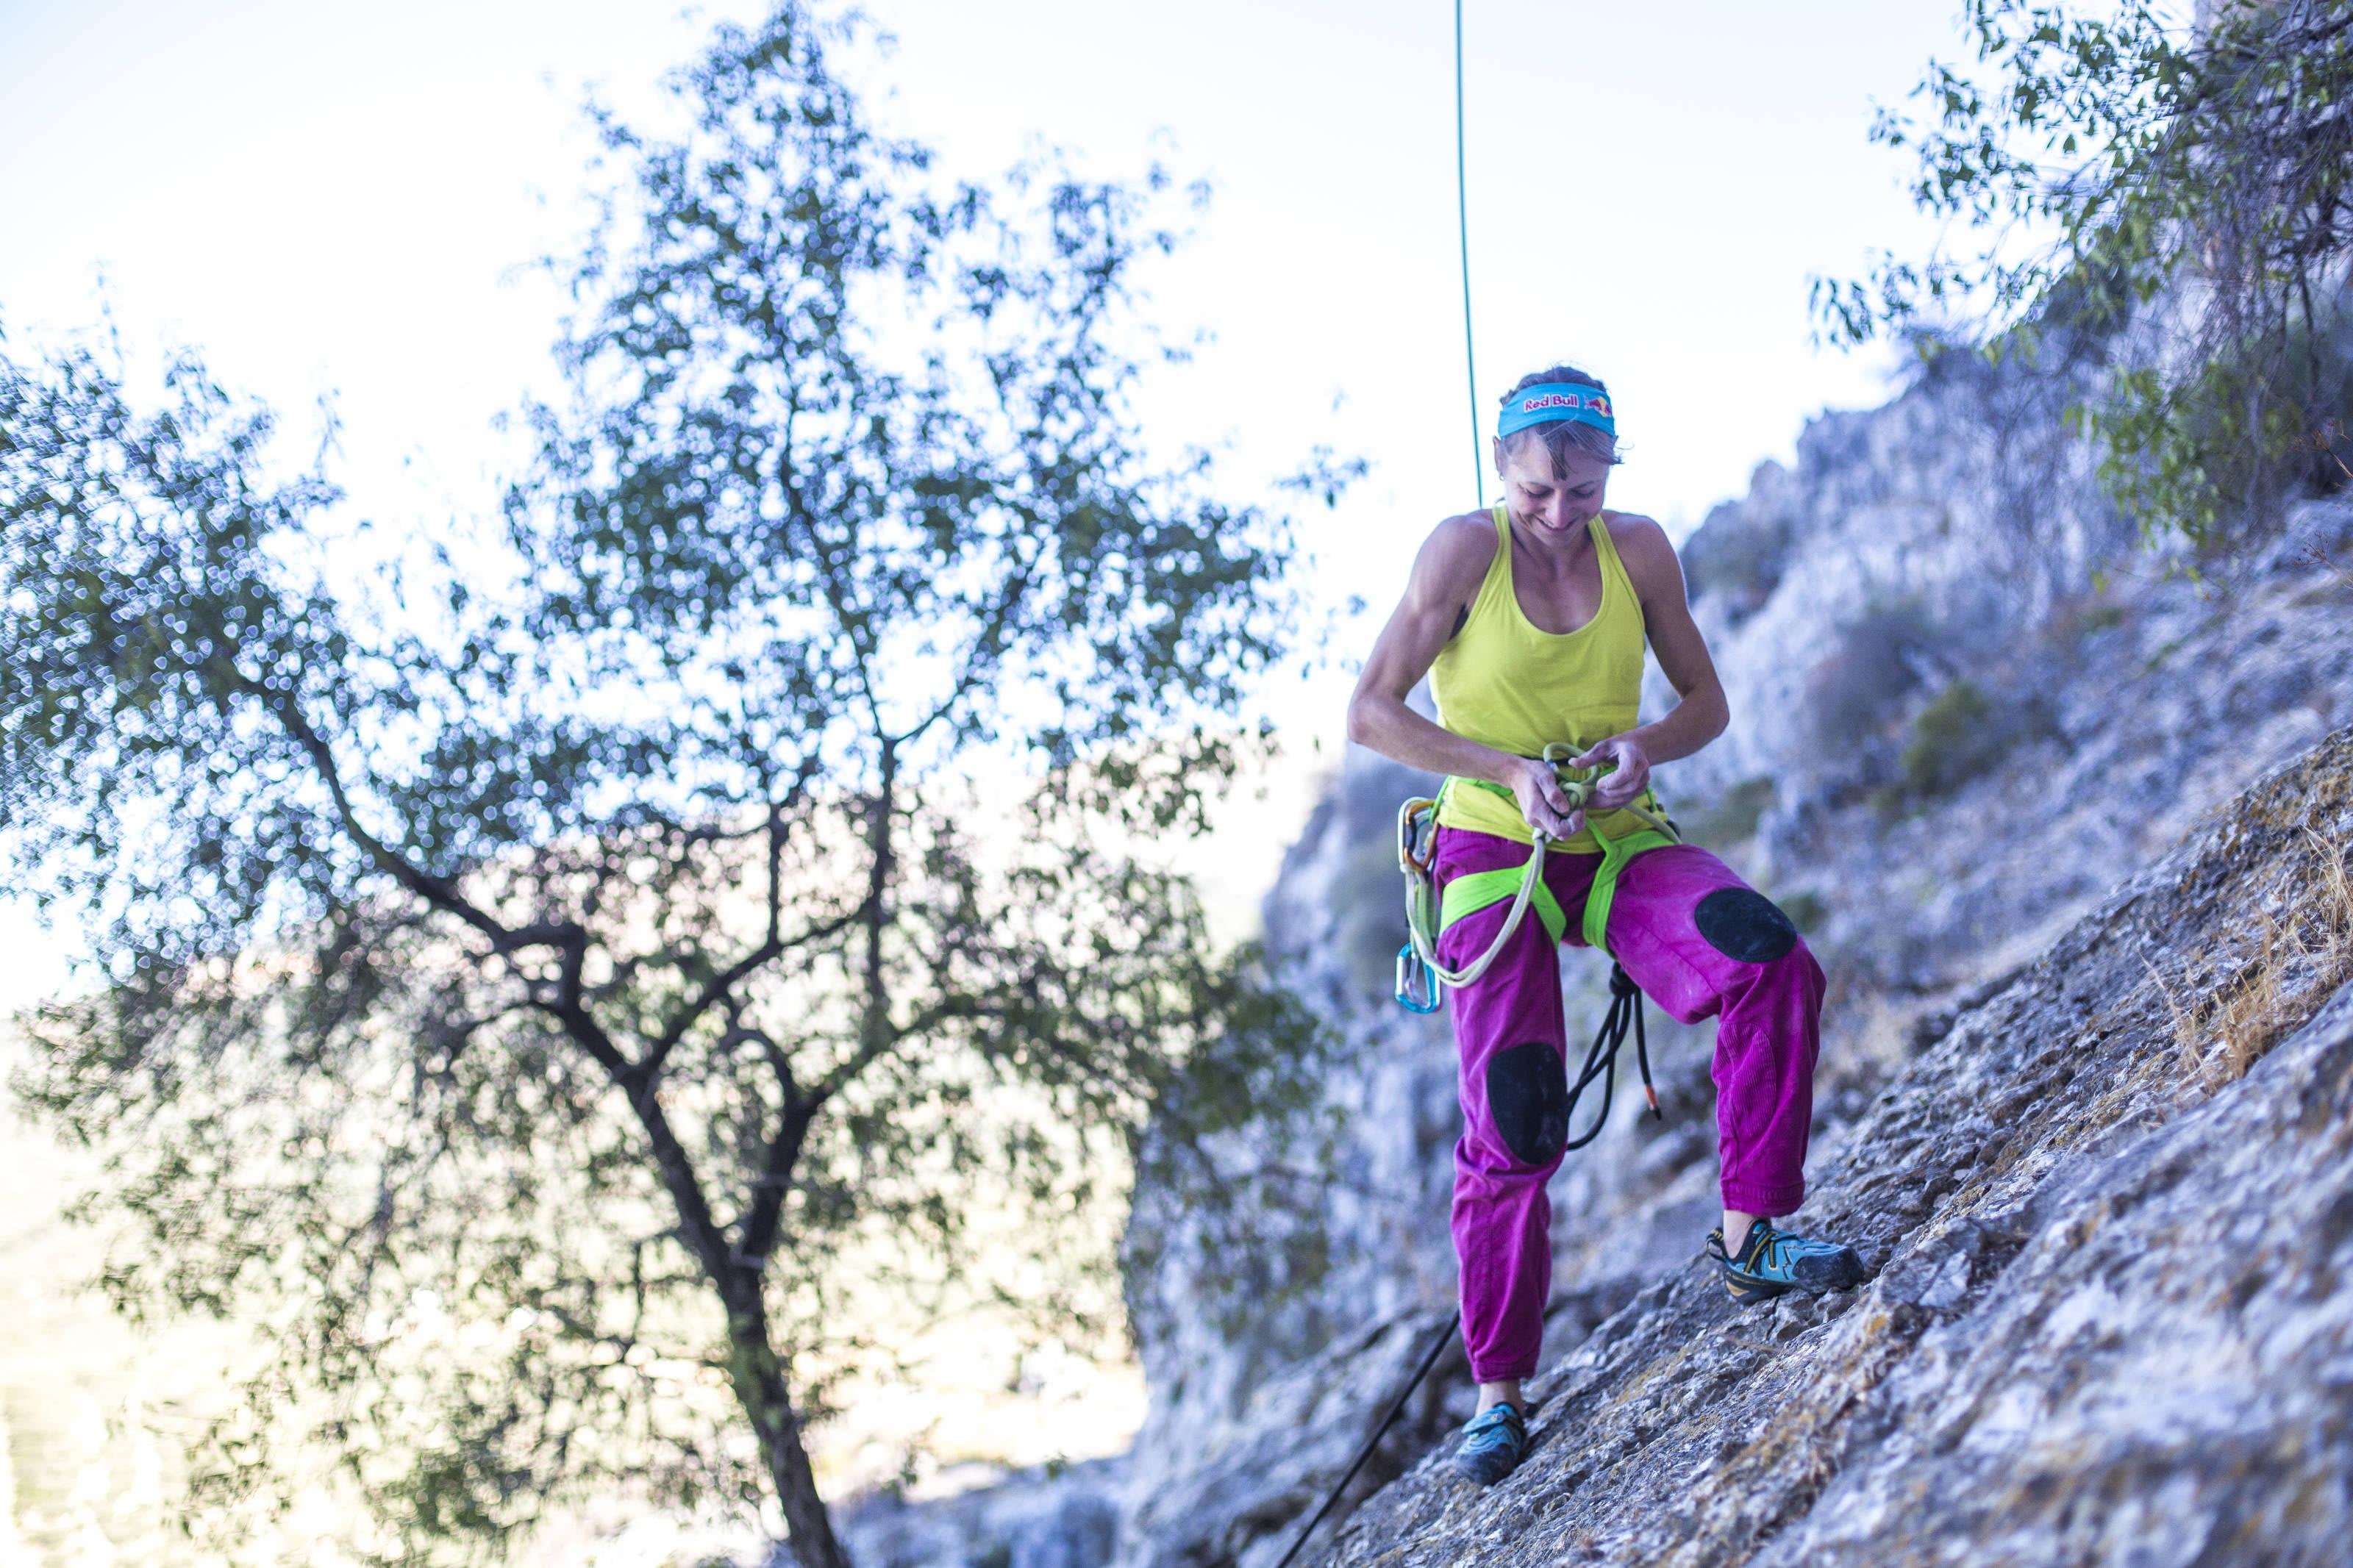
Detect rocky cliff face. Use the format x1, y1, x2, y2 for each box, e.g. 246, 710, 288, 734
842, 1457, 1129, 1568
841, 357, 2353, 1567
1321, 727, 2353, 1566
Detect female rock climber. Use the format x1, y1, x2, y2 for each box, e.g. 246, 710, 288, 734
1345, 366, 1864, 1486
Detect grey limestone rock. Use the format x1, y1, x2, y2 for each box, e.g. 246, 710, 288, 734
1320, 728, 2353, 1568
837, 1457, 1129, 1568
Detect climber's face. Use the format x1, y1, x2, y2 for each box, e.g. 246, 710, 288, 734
1493, 437, 1611, 546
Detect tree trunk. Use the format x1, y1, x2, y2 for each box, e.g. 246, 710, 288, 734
726, 1300, 851, 1568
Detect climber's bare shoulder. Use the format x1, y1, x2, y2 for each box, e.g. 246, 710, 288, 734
1408, 509, 1504, 621
1354, 512, 1500, 704
1601, 511, 1690, 614
1602, 509, 1719, 696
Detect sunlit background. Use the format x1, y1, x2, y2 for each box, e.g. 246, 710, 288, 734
1, 2, 1971, 1559
0, 0, 1968, 981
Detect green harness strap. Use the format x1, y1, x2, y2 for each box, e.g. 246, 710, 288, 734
1435, 776, 1677, 956
1440, 859, 1567, 945
1579, 825, 1679, 953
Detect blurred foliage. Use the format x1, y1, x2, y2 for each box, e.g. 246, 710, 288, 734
1679, 775, 1779, 848
1777, 889, 1829, 937
1800, 598, 1949, 753
0, 4, 1357, 1565
1899, 679, 2001, 800
2075, 599, 2129, 635
1815, 0, 2353, 549
1871, 676, 2056, 816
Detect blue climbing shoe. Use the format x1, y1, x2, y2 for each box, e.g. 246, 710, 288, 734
1707, 1221, 1864, 1306
1452, 1400, 1528, 1486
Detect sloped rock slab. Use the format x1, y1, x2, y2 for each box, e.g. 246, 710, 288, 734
840, 1456, 1129, 1568
1321, 729, 2353, 1567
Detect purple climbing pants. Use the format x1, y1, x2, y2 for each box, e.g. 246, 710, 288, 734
1435, 826, 1824, 1383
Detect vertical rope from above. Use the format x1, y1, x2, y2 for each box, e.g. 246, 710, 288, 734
1455, 0, 1483, 508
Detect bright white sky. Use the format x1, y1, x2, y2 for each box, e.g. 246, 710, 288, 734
0, 0, 1969, 997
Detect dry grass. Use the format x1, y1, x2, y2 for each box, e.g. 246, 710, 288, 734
2310, 824, 2353, 956
2150, 827, 2353, 1089
2210, 909, 2303, 1082
2143, 954, 2203, 1075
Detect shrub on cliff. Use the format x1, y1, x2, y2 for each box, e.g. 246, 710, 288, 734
1816, 0, 2353, 548
1801, 599, 1954, 755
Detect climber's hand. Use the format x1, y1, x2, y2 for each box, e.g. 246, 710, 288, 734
1507, 755, 1583, 841
1574, 735, 1652, 810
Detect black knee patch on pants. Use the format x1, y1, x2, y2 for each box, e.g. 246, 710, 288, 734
1487, 1042, 1569, 1167
1694, 887, 1799, 964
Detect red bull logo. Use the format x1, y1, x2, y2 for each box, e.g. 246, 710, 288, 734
1498, 384, 1616, 437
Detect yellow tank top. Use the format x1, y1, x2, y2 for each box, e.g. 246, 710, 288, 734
1429, 504, 1658, 853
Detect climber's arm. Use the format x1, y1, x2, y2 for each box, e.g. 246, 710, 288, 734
1348, 515, 1583, 840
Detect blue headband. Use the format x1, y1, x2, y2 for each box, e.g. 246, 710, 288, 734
1496, 382, 1616, 440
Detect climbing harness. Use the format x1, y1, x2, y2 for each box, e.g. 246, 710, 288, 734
1393, 743, 1677, 1001
1392, 743, 1679, 1142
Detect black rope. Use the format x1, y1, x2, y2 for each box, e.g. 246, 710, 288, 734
1271, 1312, 1459, 1568
1563, 963, 1663, 1153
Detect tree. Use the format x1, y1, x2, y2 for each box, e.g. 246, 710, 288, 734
1814, 0, 2353, 547
0, 6, 1351, 1563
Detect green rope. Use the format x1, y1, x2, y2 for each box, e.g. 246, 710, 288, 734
1455, 0, 1482, 508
